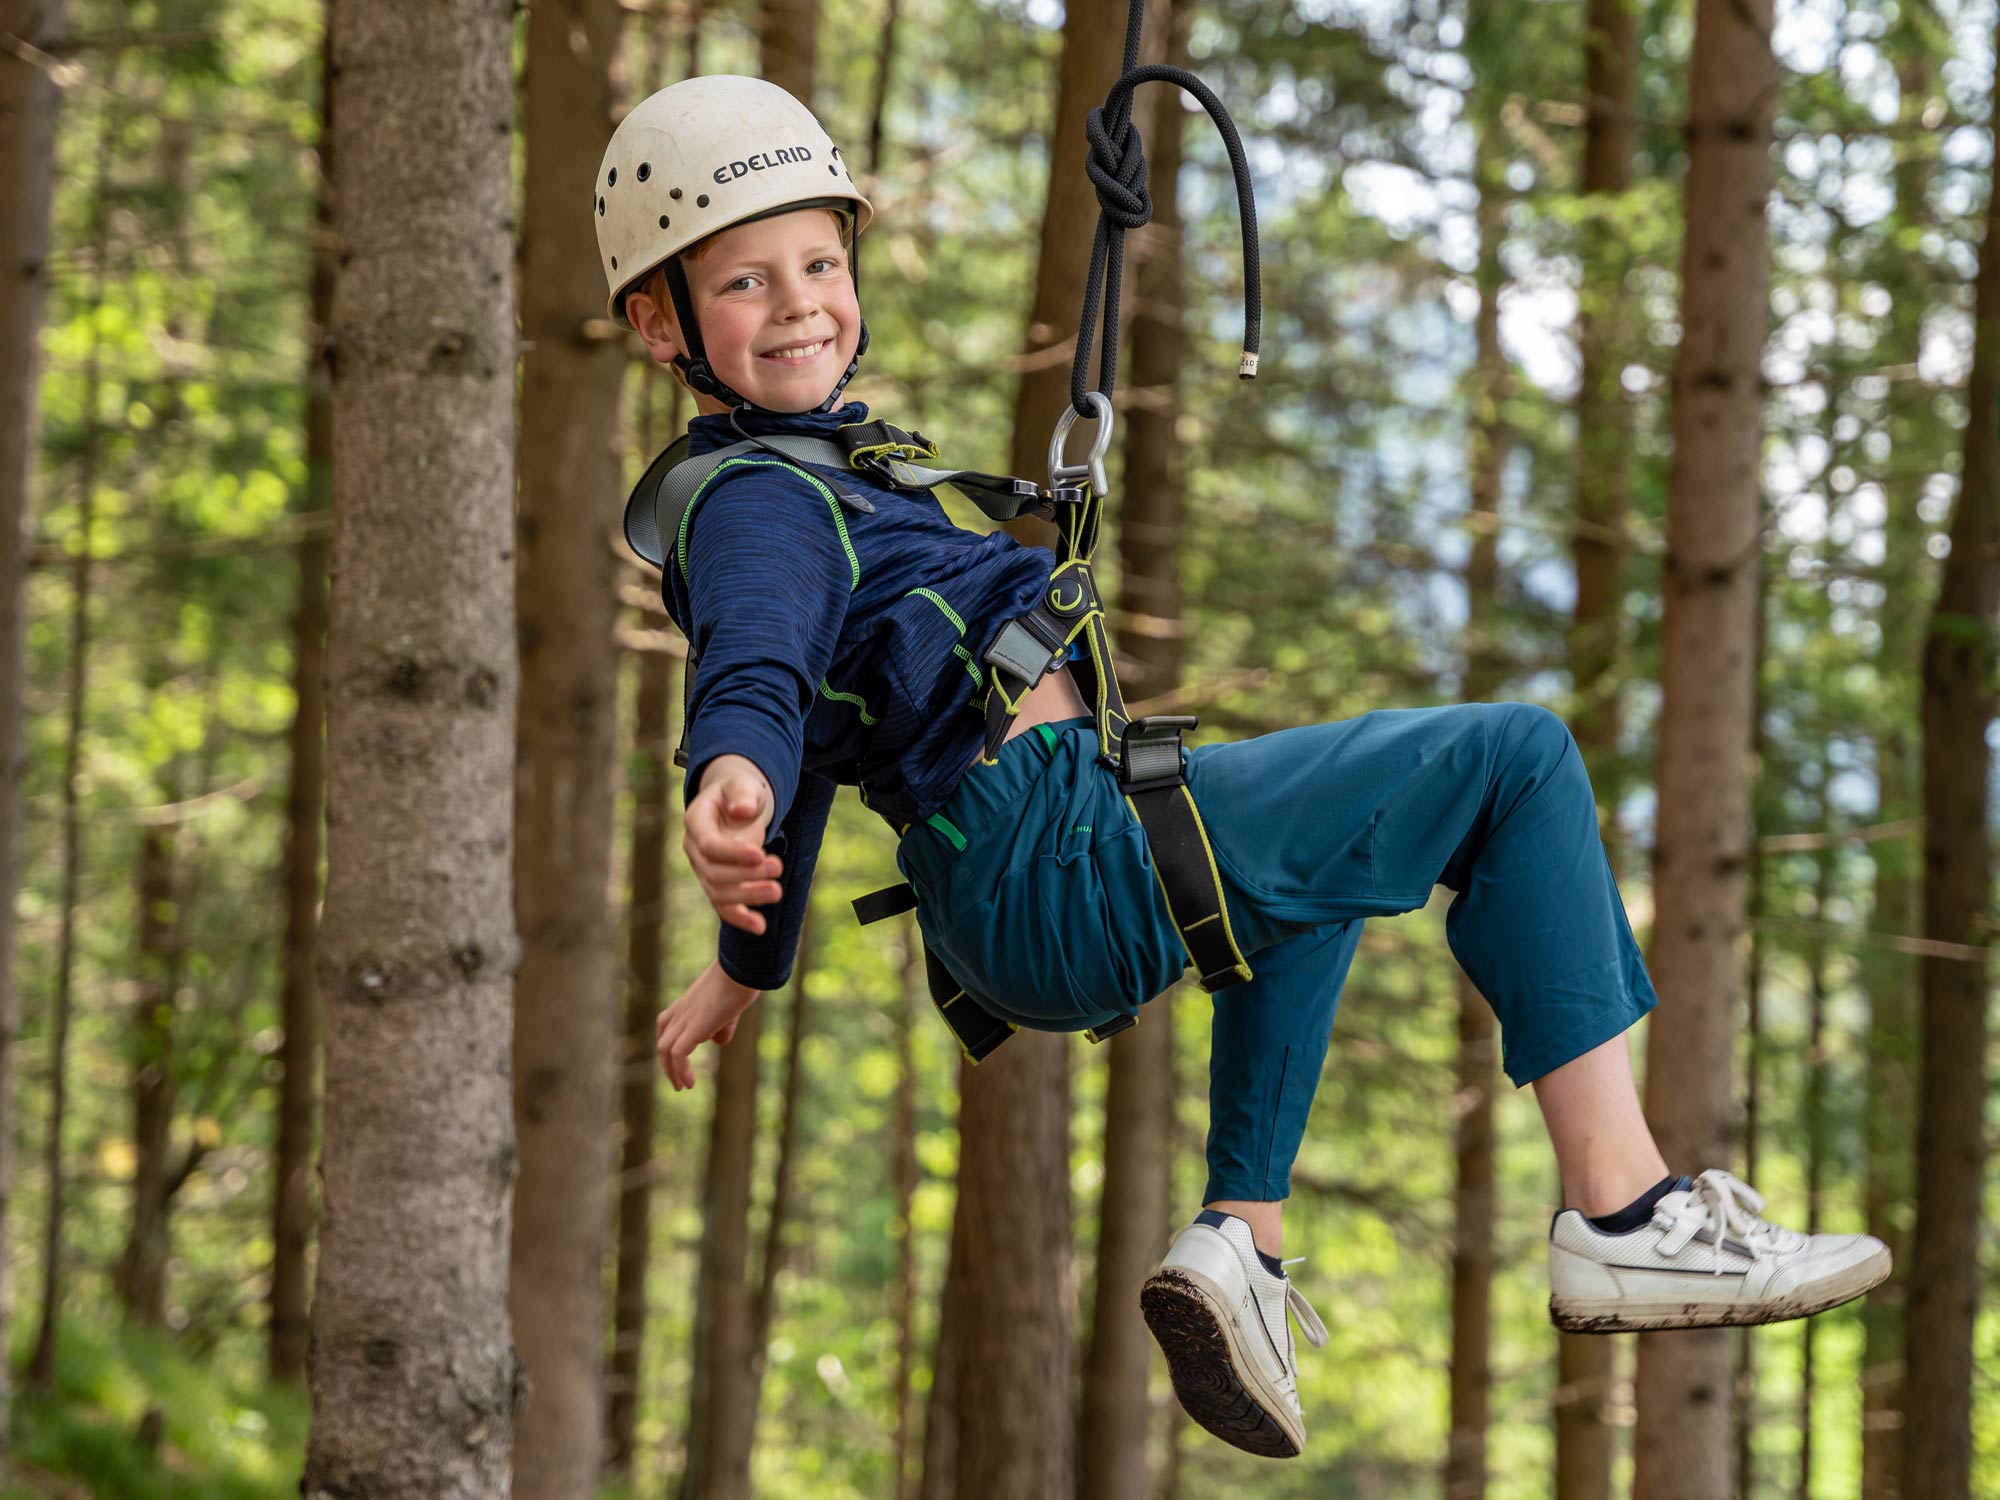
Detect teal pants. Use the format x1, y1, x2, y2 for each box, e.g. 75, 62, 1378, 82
895, 702, 1658, 1204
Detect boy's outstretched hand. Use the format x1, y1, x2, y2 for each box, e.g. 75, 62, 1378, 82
657, 961, 761, 1091
683, 754, 782, 934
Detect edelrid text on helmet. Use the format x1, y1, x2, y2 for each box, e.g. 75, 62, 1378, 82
711, 147, 817, 183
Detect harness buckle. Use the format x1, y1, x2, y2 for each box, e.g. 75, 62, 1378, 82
1115, 715, 1197, 793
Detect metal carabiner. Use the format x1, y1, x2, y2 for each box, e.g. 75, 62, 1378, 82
1047, 390, 1114, 497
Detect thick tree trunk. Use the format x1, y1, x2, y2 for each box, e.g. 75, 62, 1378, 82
759, 0, 815, 105
676, 995, 765, 1500
1079, 1, 1188, 1494
1901, 26, 2000, 1496
0, 0, 69, 1446
510, 2, 625, 1497
301, 2, 523, 1494
269, 14, 334, 1388
935, 1, 1130, 1493
1629, 0, 1774, 1493
1555, 4, 1637, 1486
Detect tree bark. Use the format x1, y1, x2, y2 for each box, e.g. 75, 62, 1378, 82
1079, 1, 1187, 1494
676, 993, 766, 1500
269, 9, 334, 1388
892, 920, 924, 1500
510, 1, 626, 1496
27, 43, 116, 1394
759, 0, 815, 104
1629, 0, 1775, 1492
116, 817, 182, 1326
1901, 23, 2000, 1496
1445, 35, 1508, 1493
1859, 32, 1937, 1498
935, 0, 1131, 1493
301, 2, 523, 1494
0, 0, 69, 1445
1555, 5, 1637, 1487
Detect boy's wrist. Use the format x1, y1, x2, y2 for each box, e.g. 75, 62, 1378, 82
701, 752, 773, 804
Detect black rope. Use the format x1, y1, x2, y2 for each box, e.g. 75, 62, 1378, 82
1070, 0, 1262, 418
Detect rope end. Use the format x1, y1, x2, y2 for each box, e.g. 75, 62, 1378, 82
1238, 351, 1259, 379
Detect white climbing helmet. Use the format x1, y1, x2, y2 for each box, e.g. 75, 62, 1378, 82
594, 74, 873, 328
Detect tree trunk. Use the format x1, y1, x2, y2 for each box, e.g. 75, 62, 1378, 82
1445, 42, 1508, 1494
1859, 34, 1937, 1499
1901, 24, 2000, 1496
1629, 0, 1774, 1492
607, 5, 694, 1466
919, 1146, 970, 1500
749, 909, 816, 1381
1555, 5, 1638, 1487
892, 920, 924, 1500
935, 1, 1131, 1493
269, 9, 335, 1388
510, 2, 626, 1497
1796, 824, 1832, 1500
1079, 1, 1188, 1494
302, 2, 523, 1493
116, 818, 182, 1325
676, 994, 765, 1500
0, 0, 69, 1445
27, 46, 117, 1393
759, 0, 816, 105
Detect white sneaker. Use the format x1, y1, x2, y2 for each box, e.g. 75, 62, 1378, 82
1139, 1211, 1329, 1458
1548, 1168, 1892, 1334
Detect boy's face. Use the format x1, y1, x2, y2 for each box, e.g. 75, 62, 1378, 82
626, 207, 860, 415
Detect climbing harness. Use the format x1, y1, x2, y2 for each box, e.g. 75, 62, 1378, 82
617, 1, 1266, 1064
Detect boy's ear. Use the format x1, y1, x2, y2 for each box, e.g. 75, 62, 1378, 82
625, 290, 683, 368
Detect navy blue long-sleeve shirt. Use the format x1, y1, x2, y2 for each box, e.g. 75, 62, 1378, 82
656, 400, 1055, 989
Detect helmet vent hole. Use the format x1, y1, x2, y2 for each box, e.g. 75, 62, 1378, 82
658, 214, 669, 229
607, 167, 617, 186
610, 256, 617, 269
697, 193, 709, 207
670, 187, 683, 200
637, 161, 651, 181
828, 165, 837, 175
597, 197, 605, 215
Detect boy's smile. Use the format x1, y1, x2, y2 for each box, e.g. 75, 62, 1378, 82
626, 206, 860, 414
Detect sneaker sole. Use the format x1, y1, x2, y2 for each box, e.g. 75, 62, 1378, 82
1549, 1244, 1893, 1334
1139, 1267, 1302, 1459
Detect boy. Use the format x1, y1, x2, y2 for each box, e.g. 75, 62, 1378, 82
607, 75, 1891, 1460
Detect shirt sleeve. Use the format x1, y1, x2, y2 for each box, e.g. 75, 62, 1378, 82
679, 461, 856, 835
716, 769, 837, 990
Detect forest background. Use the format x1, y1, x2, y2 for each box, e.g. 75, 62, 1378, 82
0, 0, 1994, 1497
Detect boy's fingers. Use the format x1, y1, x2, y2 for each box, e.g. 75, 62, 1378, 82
718, 902, 766, 934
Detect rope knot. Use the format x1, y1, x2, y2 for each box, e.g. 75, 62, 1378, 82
1083, 105, 1152, 230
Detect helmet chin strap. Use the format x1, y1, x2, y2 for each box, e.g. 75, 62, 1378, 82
661, 249, 868, 417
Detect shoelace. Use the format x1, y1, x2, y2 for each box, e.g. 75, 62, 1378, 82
1657, 1168, 1801, 1272
1275, 1255, 1329, 1348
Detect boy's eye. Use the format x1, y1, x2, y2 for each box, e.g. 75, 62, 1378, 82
808, 258, 836, 274
726, 275, 758, 292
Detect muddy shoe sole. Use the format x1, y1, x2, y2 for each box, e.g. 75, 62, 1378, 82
1139, 1268, 1301, 1459
1550, 1244, 1893, 1334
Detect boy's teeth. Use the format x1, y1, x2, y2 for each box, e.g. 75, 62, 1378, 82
768, 340, 823, 362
